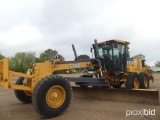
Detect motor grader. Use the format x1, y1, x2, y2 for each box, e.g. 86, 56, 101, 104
0, 39, 158, 118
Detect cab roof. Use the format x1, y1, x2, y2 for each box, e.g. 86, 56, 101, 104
98, 39, 130, 45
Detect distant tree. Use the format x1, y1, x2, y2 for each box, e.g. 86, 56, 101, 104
38, 52, 49, 62
9, 52, 37, 73
53, 50, 58, 54
155, 61, 160, 67
75, 54, 90, 61
132, 54, 145, 60
38, 49, 65, 62
0, 53, 5, 60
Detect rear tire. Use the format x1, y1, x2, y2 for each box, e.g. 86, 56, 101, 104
139, 72, 149, 89
126, 72, 139, 89
32, 75, 72, 118
14, 77, 32, 103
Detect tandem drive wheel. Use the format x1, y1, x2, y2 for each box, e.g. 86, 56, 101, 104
139, 72, 149, 89
32, 75, 72, 118
126, 72, 140, 89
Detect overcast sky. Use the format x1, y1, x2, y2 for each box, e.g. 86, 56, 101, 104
0, 0, 160, 66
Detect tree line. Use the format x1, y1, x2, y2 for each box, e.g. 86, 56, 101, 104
0, 49, 90, 73
1, 51, 160, 73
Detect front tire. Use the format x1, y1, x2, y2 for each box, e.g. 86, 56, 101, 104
14, 77, 32, 103
32, 75, 72, 118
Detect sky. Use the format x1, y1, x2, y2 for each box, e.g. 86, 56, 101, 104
0, 0, 160, 66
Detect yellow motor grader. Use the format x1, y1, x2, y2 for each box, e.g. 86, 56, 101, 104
0, 39, 158, 118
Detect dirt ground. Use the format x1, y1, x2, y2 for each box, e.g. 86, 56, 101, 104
0, 74, 160, 120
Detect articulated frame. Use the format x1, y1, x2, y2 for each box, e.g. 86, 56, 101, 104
0, 58, 97, 92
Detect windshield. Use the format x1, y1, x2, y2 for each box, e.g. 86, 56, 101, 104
98, 42, 112, 58
97, 42, 126, 72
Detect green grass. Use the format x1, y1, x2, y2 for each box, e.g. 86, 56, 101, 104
153, 72, 160, 75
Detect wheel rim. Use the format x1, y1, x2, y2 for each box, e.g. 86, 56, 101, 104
46, 85, 66, 108
144, 77, 148, 87
134, 78, 139, 89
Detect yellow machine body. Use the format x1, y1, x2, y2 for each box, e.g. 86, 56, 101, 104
0, 39, 158, 118
0, 39, 153, 92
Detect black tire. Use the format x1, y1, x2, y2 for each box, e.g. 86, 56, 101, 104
139, 72, 149, 89
14, 77, 32, 103
126, 72, 139, 89
32, 75, 72, 118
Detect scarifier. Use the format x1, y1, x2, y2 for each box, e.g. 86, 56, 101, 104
0, 39, 159, 118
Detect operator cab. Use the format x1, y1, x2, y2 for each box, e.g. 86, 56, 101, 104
94, 40, 130, 73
